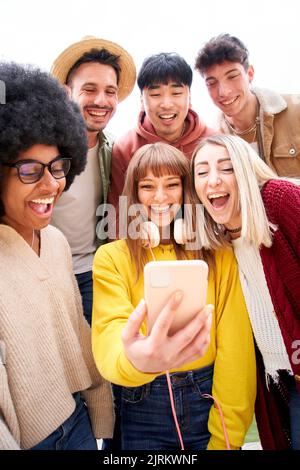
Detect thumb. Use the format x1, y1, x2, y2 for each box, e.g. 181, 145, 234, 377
170, 290, 183, 310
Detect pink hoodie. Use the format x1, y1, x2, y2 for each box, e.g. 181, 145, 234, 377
108, 109, 215, 209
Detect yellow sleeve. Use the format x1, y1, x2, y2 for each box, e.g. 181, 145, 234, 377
92, 243, 157, 387
207, 249, 256, 450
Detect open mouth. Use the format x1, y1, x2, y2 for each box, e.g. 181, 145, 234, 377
87, 109, 108, 118
207, 192, 230, 210
88, 110, 108, 117
219, 96, 238, 107
159, 113, 177, 123
28, 197, 55, 215
150, 205, 171, 214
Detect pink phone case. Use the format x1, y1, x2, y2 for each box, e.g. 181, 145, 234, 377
144, 260, 208, 335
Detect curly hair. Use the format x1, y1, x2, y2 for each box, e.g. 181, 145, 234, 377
195, 33, 249, 75
0, 62, 88, 215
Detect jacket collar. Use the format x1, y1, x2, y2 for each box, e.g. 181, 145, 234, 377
252, 87, 287, 115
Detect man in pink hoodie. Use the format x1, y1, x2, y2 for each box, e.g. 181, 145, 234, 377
108, 52, 215, 210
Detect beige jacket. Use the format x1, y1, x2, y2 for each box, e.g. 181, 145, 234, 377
0, 224, 114, 449
220, 87, 300, 178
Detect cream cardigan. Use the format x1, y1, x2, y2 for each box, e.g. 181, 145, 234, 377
0, 224, 114, 449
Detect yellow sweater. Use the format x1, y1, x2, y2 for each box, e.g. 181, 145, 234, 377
92, 240, 256, 450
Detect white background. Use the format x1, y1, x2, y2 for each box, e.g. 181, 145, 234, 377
1, 0, 299, 136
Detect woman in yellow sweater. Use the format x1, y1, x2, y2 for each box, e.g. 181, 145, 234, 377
92, 142, 256, 450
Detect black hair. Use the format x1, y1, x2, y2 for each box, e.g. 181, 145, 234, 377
0, 62, 88, 216
137, 52, 193, 91
66, 48, 121, 85
195, 33, 249, 74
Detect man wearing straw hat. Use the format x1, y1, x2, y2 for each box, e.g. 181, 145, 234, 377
51, 37, 136, 325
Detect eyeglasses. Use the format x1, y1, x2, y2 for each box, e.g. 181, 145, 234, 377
2, 156, 72, 184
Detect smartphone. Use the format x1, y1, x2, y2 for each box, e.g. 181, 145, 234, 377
144, 260, 208, 335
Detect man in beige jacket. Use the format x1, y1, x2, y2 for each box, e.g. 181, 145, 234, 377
195, 33, 300, 179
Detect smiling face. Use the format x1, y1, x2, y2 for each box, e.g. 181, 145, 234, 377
1, 144, 66, 241
141, 81, 191, 142
203, 61, 254, 118
67, 62, 118, 146
194, 143, 241, 230
138, 171, 183, 232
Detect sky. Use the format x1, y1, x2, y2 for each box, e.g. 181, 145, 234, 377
1, 0, 300, 135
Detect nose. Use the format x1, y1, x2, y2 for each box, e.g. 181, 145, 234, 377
218, 81, 232, 97
207, 169, 221, 187
153, 186, 167, 202
93, 91, 108, 107
159, 95, 173, 108
39, 167, 60, 190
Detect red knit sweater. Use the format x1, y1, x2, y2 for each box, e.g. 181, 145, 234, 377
255, 179, 300, 449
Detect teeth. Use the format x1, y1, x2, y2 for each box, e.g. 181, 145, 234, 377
221, 97, 237, 105
31, 197, 54, 204
89, 110, 107, 116
160, 114, 175, 119
151, 206, 170, 213
208, 193, 228, 199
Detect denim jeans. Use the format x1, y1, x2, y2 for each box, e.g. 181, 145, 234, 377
75, 271, 93, 326
117, 363, 214, 450
30, 393, 97, 450
102, 384, 122, 450
289, 377, 300, 450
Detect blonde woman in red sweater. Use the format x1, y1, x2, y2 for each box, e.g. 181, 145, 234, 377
192, 134, 300, 450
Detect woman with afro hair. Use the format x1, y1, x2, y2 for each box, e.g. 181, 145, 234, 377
0, 62, 114, 450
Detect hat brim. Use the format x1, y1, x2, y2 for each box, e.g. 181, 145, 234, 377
51, 37, 136, 102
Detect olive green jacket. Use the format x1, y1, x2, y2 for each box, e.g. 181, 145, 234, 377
96, 130, 114, 245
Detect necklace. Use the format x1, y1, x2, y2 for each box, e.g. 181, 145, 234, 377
225, 226, 242, 233
225, 117, 257, 136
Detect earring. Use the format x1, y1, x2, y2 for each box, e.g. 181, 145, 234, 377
141, 221, 160, 248
174, 218, 187, 245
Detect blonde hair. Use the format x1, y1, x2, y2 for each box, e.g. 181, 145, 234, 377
122, 142, 207, 278
191, 135, 279, 249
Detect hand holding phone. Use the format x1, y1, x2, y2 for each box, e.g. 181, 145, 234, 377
122, 293, 213, 373
144, 260, 208, 335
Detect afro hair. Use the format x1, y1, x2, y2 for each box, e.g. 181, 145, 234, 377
0, 62, 88, 207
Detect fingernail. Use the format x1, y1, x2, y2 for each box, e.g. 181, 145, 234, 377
136, 298, 146, 314
173, 291, 183, 303
206, 304, 214, 313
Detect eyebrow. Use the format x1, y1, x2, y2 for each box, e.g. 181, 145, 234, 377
139, 175, 181, 181
82, 82, 118, 90
195, 158, 231, 166
147, 82, 183, 90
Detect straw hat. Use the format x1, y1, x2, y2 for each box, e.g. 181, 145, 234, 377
51, 36, 136, 102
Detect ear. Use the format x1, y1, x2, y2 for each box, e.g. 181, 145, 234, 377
188, 89, 192, 109
140, 93, 145, 111
247, 65, 255, 84
64, 84, 72, 99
